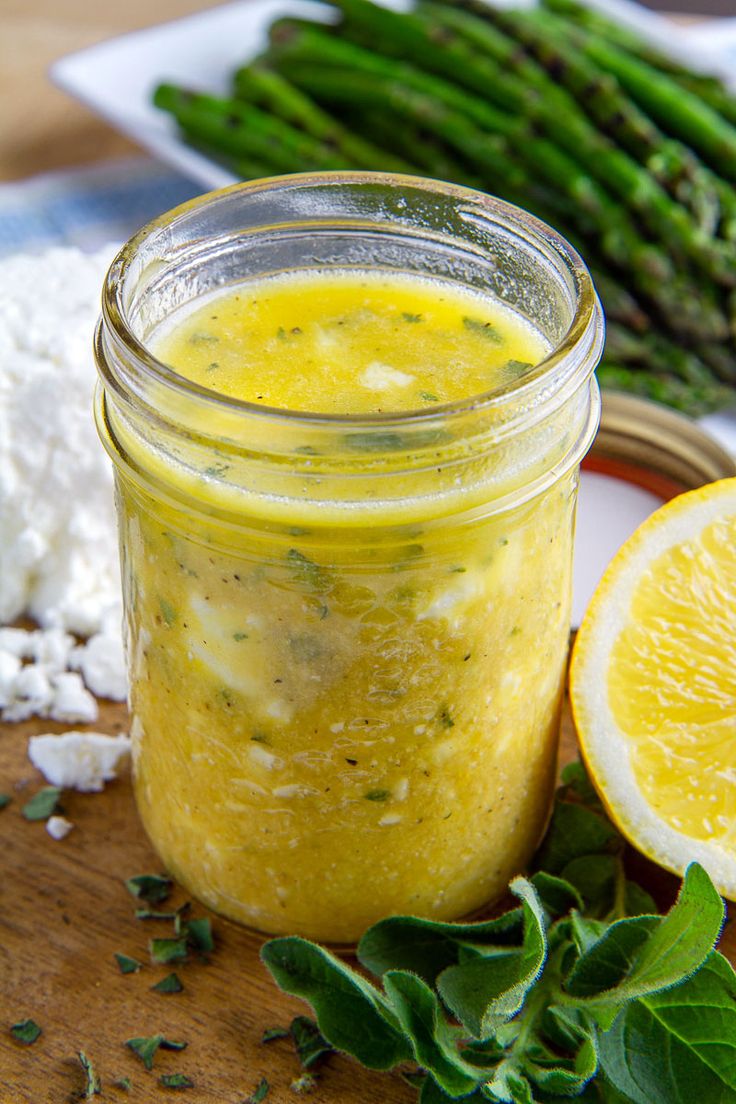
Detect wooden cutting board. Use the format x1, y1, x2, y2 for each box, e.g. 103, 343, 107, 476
1, 698, 733, 1103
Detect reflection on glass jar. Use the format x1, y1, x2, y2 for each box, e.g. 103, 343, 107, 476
96, 173, 603, 943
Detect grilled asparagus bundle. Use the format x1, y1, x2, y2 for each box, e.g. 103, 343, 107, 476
153, 0, 736, 415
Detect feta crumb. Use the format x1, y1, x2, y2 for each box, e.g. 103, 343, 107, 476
30, 628, 75, 673
48, 672, 98, 724
28, 730, 131, 792
249, 744, 284, 771
0, 627, 35, 658
70, 631, 126, 701
46, 815, 73, 841
0, 650, 21, 708
2, 664, 54, 722
0, 245, 120, 634
379, 813, 402, 826
359, 362, 415, 391
394, 778, 410, 801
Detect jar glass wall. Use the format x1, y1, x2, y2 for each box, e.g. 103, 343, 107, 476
95, 173, 604, 943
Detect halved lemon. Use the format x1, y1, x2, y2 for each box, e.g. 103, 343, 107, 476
570, 476, 736, 898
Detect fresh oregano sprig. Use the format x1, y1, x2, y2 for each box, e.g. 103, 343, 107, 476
261, 764, 736, 1103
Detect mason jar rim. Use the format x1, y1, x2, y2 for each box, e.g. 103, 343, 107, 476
100, 170, 602, 433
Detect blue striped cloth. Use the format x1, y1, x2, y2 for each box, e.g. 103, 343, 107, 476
0, 157, 201, 258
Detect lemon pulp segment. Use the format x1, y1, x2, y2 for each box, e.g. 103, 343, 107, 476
609, 513, 736, 842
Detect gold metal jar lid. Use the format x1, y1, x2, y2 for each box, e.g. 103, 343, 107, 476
584, 391, 736, 497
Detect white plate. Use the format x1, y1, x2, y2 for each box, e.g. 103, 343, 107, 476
51, 0, 736, 192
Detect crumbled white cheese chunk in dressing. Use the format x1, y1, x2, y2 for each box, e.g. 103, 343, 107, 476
0, 245, 120, 635
359, 362, 415, 391
28, 730, 131, 792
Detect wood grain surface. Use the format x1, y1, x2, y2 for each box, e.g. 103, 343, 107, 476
1, 694, 733, 1103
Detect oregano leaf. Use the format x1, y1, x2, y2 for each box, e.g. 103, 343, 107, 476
438, 878, 547, 1038
598, 950, 736, 1104
261, 936, 411, 1069
357, 908, 522, 986
567, 864, 724, 1005
383, 970, 480, 1096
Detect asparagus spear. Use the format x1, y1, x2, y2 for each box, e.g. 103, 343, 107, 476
339, 106, 486, 189
565, 28, 736, 183
232, 63, 412, 173
153, 84, 353, 172
322, 0, 735, 287
598, 364, 735, 416
605, 323, 722, 387
541, 0, 736, 128
267, 24, 729, 341
434, 0, 723, 236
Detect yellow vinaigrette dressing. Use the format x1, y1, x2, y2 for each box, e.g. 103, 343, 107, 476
116, 270, 575, 943
98, 178, 603, 945
154, 272, 547, 413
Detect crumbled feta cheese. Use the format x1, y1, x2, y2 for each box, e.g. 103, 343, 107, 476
48, 672, 98, 724
0, 627, 35, 658
378, 813, 402, 826
249, 744, 284, 771
2, 664, 54, 722
0, 651, 21, 708
46, 815, 74, 841
28, 730, 131, 792
359, 362, 415, 391
0, 245, 120, 635
30, 628, 75, 673
70, 631, 126, 701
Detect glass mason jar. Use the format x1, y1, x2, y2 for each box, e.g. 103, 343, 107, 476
95, 173, 603, 943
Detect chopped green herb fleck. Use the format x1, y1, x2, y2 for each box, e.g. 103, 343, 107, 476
246, 1077, 271, 1103
503, 358, 534, 374
287, 549, 332, 594
150, 937, 188, 964
439, 708, 455, 729
22, 786, 61, 821
364, 789, 391, 802
125, 1035, 187, 1070
290, 1074, 316, 1094
290, 1016, 333, 1069
188, 332, 218, 346
289, 634, 324, 663
233, 631, 249, 641
419, 391, 439, 402
158, 598, 177, 627
114, 953, 143, 974
262, 1027, 289, 1043
203, 463, 231, 478
206, 361, 220, 372
135, 908, 178, 921
151, 973, 183, 994
289, 526, 310, 537
510, 625, 521, 636
250, 732, 270, 745
159, 1074, 193, 1090
79, 1051, 101, 1098
125, 873, 172, 905
181, 917, 214, 954
0, 794, 11, 810
449, 565, 466, 573
115, 1078, 132, 1092
462, 315, 502, 342
402, 312, 422, 323
10, 1019, 41, 1044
